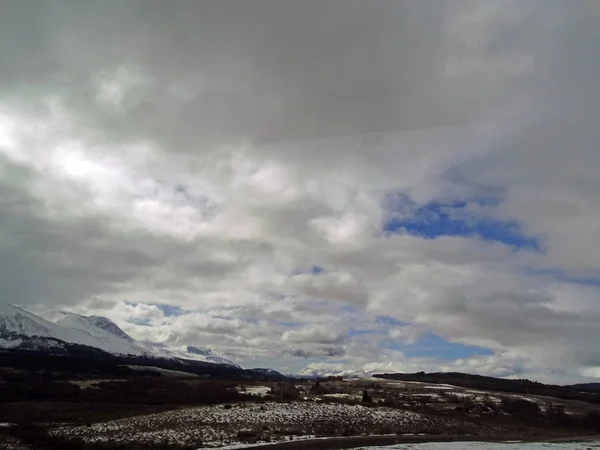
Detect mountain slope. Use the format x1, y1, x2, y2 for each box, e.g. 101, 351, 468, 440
186, 346, 240, 367
0, 305, 148, 356
0, 304, 240, 368
250, 368, 286, 380
57, 312, 240, 367
138, 341, 240, 367
86, 315, 135, 342
54, 313, 150, 356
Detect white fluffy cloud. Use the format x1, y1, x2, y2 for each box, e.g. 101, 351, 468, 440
1, 0, 599, 381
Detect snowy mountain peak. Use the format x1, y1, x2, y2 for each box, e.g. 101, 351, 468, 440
251, 368, 284, 377
0, 305, 148, 356
55, 312, 134, 342
52, 313, 149, 356
0, 303, 77, 341
0, 303, 241, 368
88, 316, 133, 341
291, 365, 377, 379
182, 346, 239, 367
0, 302, 21, 315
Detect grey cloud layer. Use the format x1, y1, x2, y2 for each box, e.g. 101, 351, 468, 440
1, 0, 599, 380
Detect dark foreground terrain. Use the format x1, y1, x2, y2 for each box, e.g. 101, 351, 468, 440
1, 352, 600, 449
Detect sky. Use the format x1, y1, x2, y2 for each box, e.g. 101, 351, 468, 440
0, 0, 599, 383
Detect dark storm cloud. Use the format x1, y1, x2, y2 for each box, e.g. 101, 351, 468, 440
1, 0, 462, 149
281, 346, 346, 359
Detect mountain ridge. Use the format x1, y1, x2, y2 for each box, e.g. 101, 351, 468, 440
0, 303, 239, 368
290, 365, 376, 379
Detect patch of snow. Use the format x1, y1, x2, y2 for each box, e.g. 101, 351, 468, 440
237, 386, 271, 397
446, 392, 472, 398
504, 394, 544, 403
139, 341, 241, 368
0, 338, 22, 348
124, 365, 200, 378
323, 393, 354, 399
408, 393, 442, 399
405, 381, 462, 390
69, 379, 128, 389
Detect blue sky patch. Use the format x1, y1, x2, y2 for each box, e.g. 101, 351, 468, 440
127, 317, 152, 326
293, 266, 325, 276
156, 304, 184, 317
376, 316, 493, 359
383, 196, 540, 250
389, 332, 494, 359
348, 328, 379, 337
376, 315, 410, 327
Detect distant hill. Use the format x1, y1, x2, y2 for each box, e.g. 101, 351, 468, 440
250, 368, 286, 380
571, 383, 600, 393
0, 345, 284, 381
374, 372, 600, 404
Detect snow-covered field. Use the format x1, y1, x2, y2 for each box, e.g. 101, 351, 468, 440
348, 378, 577, 412
356, 441, 600, 450
52, 402, 478, 448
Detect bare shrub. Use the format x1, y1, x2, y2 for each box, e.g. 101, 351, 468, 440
500, 398, 541, 417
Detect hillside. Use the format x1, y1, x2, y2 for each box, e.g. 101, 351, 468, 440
570, 383, 600, 393
374, 372, 600, 403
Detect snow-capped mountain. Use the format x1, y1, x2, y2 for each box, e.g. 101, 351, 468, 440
290, 365, 378, 379
186, 346, 240, 367
0, 303, 239, 367
0, 303, 148, 356
138, 341, 240, 368
84, 316, 135, 342
53, 312, 150, 356
250, 368, 285, 378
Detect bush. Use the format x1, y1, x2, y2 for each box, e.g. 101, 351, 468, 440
500, 398, 541, 417
236, 429, 262, 443
362, 389, 372, 403
578, 411, 600, 431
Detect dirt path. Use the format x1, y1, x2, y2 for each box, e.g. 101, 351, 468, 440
243, 434, 600, 450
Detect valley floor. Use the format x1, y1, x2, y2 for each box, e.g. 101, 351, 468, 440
1, 377, 600, 449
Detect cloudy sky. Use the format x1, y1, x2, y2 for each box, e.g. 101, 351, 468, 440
1, 0, 599, 382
